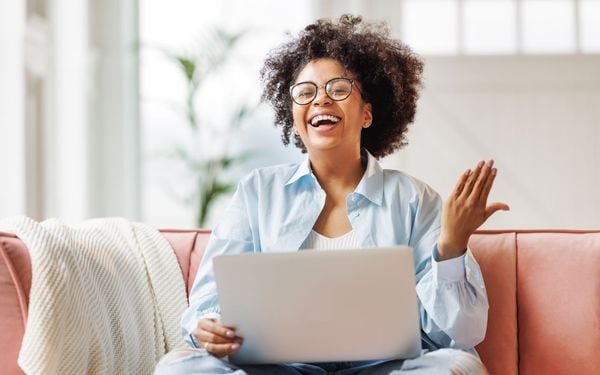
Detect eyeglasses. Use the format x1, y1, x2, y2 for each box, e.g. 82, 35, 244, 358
289, 77, 363, 105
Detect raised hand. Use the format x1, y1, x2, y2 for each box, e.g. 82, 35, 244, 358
437, 160, 509, 261
194, 318, 243, 357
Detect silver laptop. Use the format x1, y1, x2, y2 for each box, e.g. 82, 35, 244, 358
213, 246, 422, 365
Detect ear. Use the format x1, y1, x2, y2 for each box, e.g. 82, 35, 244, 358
362, 102, 373, 128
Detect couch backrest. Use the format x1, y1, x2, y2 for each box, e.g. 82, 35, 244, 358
512, 231, 600, 374
471, 230, 600, 375
469, 232, 519, 375
470, 232, 518, 375
161, 229, 211, 297
174, 230, 600, 375
2, 229, 600, 375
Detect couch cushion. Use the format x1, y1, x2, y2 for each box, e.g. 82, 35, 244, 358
0, 232, 29, 375
189, 231, 211, 295
160, 230, 211, 298
161, 231, 197, 298
470, 232, 518, 375
517, 231, 600, 375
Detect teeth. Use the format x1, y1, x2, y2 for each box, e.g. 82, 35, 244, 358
310, 114, 341, 126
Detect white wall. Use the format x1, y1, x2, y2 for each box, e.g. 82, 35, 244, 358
382, 56, 600, 229
315, 0, 600, 229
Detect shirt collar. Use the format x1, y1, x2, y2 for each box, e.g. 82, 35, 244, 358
285, 149, 384, 206
285, 156, 312, 186
355, 150, 384, 206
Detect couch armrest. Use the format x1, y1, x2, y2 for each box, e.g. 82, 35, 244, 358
0, 232, 30, 375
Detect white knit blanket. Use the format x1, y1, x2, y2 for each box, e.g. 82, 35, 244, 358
0, 217, 187, 375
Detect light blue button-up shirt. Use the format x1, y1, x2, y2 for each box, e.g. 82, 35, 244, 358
182, 151, 489, 352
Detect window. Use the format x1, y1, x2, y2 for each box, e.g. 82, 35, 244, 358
400, 0, 600, 54
402, 0, 459, 54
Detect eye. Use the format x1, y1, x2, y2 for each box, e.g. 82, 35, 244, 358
292, 84, 316, 100
298, 89, 315, 98
331, 87, 350, 95
329, 84, 351, 97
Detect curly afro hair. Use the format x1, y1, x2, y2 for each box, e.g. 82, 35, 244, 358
260, 14, 424, 159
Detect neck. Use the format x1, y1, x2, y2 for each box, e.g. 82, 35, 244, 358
308, 147, 365, 192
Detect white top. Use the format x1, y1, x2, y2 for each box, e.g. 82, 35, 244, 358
302, 229, 361, 250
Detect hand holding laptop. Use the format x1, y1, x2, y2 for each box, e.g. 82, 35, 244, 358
194, 318, 244, 357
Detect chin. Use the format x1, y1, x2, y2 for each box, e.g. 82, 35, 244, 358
305, 141, 351, 154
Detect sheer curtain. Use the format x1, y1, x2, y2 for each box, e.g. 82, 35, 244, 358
0, 0, 140, 223
0, 1, 26, 218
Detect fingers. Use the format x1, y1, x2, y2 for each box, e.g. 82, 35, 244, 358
195, 330, 238, 345
479, 165, 497, 203
484, 202, 510, 220
195, 318, 243, 357
198, 318, 237, 340
460, 160, 494, 202
205, 341, 242, 357
441, 159, 508, 258
459, 160, 484, 200
452, 169, 471, 197
472, 160, 494, 200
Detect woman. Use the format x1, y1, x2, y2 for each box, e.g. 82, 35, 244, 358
156, 15, 508, 375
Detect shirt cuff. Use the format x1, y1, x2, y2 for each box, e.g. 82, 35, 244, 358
189, 333, 201, 348
432, 246, 467, 283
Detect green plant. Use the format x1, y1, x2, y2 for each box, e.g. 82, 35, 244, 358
162, 29, 255, 227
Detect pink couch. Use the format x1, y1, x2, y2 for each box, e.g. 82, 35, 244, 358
1, 228, 599, 374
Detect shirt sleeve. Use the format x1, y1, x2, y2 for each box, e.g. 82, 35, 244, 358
181, 176, 256, 348
410, 184, 489, 350
432, 248, 466, 282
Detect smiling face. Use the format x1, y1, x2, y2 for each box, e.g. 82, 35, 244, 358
291, 58, 372, 157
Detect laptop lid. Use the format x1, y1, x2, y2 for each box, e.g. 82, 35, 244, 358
213, 246, 421, 365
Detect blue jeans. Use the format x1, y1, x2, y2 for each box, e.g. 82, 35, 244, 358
154, 347, 488, 375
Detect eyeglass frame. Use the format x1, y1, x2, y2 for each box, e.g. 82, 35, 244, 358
289, 77, 364, 106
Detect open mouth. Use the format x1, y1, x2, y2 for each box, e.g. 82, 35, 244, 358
309, 114, 341, 127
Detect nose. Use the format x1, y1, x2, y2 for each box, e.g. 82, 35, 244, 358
312, 86, 332, 105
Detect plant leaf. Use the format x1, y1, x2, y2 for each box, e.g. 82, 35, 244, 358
175, 56, 197, 82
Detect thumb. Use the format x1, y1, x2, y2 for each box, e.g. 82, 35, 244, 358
484, 202, 510, 220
